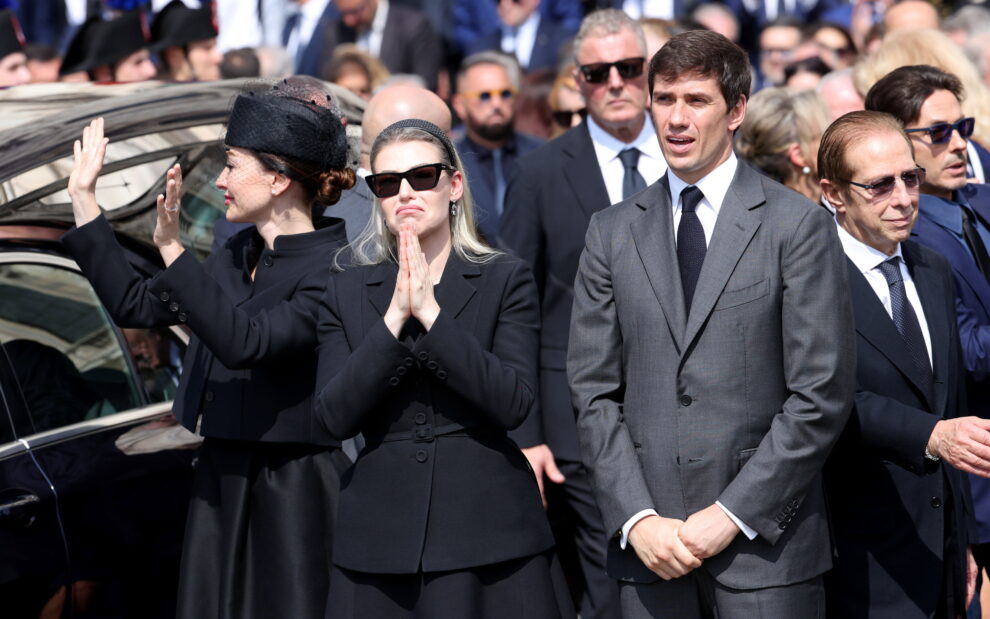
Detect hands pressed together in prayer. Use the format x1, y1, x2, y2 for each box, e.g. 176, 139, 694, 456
628, 503, 741, 581
384, 223, 441, 338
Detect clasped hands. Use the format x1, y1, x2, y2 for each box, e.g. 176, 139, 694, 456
384, 224, 441, 338
628, 504, 740, 581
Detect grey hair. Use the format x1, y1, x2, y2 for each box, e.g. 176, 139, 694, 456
342, 126, 501, 267
457, 51, 522, 91
572, 9, 647, 66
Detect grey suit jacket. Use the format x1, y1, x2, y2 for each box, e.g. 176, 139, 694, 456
322, 176, 373, 243
567, 163, 856, 590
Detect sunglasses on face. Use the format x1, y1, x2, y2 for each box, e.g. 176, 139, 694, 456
844, 167, 926, 198
461, 88, 517, 103
366, 163, 455, 198
578, 57, 645, 84
551, 107, 587, 127
904, 117, 975, 144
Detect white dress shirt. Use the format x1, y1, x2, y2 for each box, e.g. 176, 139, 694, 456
285, 0, 331, 64
621, 0, 675, 20
588, 115, 667, 205
836, 224, 933, 365
356, 0, 389, 60
501, 12, 540, 70
619, 153, 759, 550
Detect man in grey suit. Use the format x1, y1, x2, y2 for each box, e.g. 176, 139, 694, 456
568, 30, 856, 617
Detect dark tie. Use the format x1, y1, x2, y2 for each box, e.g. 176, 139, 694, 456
619, 148, 647, 200
492, 148, 506, 217
960, 206, 990, 282
677, 186, 706, 313
877, 257, 933, 400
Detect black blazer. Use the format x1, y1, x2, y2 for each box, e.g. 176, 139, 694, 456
315, 253, 555, 573
62, 214, 348, 445
824, 241, 975, 618
499, 120, 610, 458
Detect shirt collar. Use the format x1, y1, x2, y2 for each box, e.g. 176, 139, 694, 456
666, 152, 738, 213
587, 114, 662, 167
919, 193, 964, 235
835, 219, 904, 274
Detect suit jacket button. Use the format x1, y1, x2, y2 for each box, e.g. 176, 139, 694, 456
403, 357, 415, 367
204, 391, 215, 402
396, 366, 407, 376
418, 351, 429, 361
436, 370, 448, 380
415, 450, 428, 463
263, 255, 274, 267
931, 497, 942, 509
169, 301, 179, 312
159, 291, 170, 302
414, 412, 427, 424
679, 395, 693, 407
778, 521, 788, 530
426, 361, 438, 371
178, 312, 188, 323
388, 377, 400, 387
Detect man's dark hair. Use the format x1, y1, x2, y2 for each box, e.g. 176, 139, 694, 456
864, 64, 965, 125
648, 29, 751, 109
220, 48, 260, 79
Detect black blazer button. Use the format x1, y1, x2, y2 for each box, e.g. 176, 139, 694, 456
679, 395, 693, 407
396, 366, 407, 376
403, 357, 415, 367
931, 497, 942, 509
263, 255, 274, 267
436, 370, 448, 380
778, 521, 788, 530
178, 312, 188, 323
159, 291, 170, 302
417, 351, 429, 361
415, 450, 428, 463
426, 361, 438, 371
204, 391, 215, 402
169, 301, 179, 312
414, 412, 427, 424
388, 377, 400, 387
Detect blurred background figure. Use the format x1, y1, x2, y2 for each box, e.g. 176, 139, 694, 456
806, 20, 856, 69
816, 67, 864, 120
547, 62, 585, 138
24, 42, 60, 82
454, 0, 580, 64
219, 47, 260, 79
689, 3, 739, 42
323, 42, 389, 100
151, 0, 222, 81
723, 0, 841, 56
943, 4, 990, 89
463, 0, 575, 75
638, 17, 677, 60
58, 10, 157, 82
282, 0, 334, 76
735, 87, 832, 204
0, 8, 30, 87
784, 55, 830, 91
757, 17, 802, 90
884, 0, 939, 33
122, 327, 182, 402
453, 51, 543, 245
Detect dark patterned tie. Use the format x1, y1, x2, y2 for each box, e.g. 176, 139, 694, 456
619, 148, 646, 200
877, 257, 933, 400
960, 206, 990, 282
677, 186, 706, 313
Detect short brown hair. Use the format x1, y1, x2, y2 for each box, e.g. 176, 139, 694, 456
818, 110, 914, 186
648, 29, 750, 109
864, 64, 965, 126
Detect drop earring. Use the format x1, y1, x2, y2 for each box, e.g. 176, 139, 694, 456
449, 201, 458, 217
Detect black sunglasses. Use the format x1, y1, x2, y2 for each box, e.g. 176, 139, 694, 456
552, 107, 587, 127
904, 117, 975, 144
578, 57, 645, 84
843, 167, 926, 197
366, 163, 455, 198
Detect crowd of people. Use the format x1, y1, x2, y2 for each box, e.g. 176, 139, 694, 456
5, 0, 990, 617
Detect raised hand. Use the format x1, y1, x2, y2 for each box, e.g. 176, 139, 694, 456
384, 224, 414, 337
68, 117, 109, 225
154, 164, 186, 266
406, 229, 440, 329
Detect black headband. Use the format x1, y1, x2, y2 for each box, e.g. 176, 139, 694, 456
378, 118, 457, 165
225, 91, 348, 171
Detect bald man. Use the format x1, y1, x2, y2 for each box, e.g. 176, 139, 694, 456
885, 0, 939, 33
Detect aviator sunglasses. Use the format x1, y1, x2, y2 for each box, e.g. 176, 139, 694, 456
366, 163, 455, 198
578, 57, 645, 84
904, 117, 975, 144
843, 167, 926, 198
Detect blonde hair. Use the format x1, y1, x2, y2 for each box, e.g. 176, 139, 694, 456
345, 127, 501, 267
854, 28, 990, 146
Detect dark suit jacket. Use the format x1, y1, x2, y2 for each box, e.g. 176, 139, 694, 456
314, 253, 555, 573
824, 242, 974, 619
465, 18, 573, 73
321, 175, 373, 243
499, 121, 610, 458
568, 164, 856, 589
62, 214, 347, 445
316, 3, 442, 90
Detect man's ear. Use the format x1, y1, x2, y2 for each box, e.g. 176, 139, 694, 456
727, 95, 747, 132
820, 178, 846, 214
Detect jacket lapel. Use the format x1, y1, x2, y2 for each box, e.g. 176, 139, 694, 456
366, 261, 396, 321
904, 243, 946, 414
631, 176, 686, 352
561, 122, 611, 219
434, 255, 479, 319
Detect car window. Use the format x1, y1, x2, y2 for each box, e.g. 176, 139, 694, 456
0, 260, 143, 433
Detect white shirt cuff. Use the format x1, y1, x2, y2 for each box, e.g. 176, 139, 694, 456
619, 509, 659, 549
716, 501, 757, 540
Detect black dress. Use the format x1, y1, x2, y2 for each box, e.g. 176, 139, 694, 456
315, 253, 576, 619
62, 215, 350, 619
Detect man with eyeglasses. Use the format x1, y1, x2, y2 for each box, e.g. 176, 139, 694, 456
452, 51, 542, 245
865, 64, 990, 580
499, 9, 665, 619
818, 109, 980, 619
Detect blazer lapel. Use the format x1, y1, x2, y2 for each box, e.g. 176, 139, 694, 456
631, 177, 686, 352
434, 255, 479, 319
561, 123, 611, 219
683, 167, 762, 349
904, 243, 946, 414
366, 261, 396, 321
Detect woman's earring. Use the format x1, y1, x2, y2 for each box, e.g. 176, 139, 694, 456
802, 166, 811, 175
449, 201, 458, 217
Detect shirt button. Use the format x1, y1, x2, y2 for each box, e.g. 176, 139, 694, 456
263, 255, 274, 267
178, 312, 188, 323
679, 395, 693, 407
931, 497, 942, 509
159, 291, 170, 302
169, 301, 179, 312
414, 412, 427, 424
415, 450, 428, 463
204, 391, 215, 402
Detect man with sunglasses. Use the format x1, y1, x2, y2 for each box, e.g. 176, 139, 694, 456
499, 9, 664, 619
818, 110, 980, 619
866, 64, 990, 578
452, 51, 542, 245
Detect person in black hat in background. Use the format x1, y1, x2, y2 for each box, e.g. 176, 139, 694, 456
59, 10, 156, 82
151, 0, 221, 82
61, 77, 357, 619
0, 8, 30, 87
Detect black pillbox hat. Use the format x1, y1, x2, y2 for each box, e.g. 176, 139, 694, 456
59, 11, 152, 76
0, 9, 25, 60
151, 0, 218, 51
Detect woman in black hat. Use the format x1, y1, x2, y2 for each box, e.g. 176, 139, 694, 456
62, 79, 355, 619
315, 119, 575, 618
